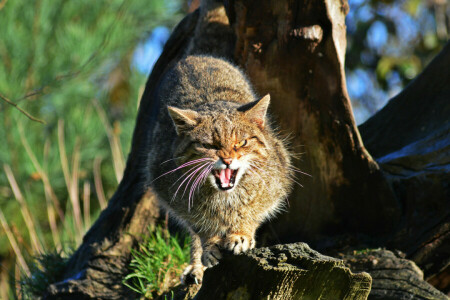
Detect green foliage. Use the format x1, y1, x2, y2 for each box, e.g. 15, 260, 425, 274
0, 0, 175, 100
345, 0, 448, 122
0, 0, 182, 298
346, 0, 446, 82
0, 0, 180, 253
123, 227, 190, 299
19, 251, 70, 300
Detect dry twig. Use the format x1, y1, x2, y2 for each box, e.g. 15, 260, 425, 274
0, 93, 45, 124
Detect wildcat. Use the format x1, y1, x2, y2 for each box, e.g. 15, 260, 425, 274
145, 0, 294, 284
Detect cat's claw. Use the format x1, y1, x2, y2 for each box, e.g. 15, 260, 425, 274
223, 234, 255, 254
201, 244, 222, 267
181, 263, 205, 285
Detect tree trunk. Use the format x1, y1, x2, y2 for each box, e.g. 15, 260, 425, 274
45, 0, 449, 298
45, 11, 200, 299
227, 0, 449, 292
359, 42, 450, 288
227, 0, 400, 244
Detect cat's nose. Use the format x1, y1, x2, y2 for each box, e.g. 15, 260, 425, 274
222, 158, 232, 166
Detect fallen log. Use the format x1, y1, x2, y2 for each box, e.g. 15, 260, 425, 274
161, 244, 448, 300
340, 249, 448, 300
160, 243, 373, 300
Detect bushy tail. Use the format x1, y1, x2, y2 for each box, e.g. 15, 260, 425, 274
186, 0, 235, 59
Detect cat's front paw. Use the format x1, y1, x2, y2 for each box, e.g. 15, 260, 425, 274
201, 243, 222, 267
181, 263, 206, 285
223, 233, 255, 254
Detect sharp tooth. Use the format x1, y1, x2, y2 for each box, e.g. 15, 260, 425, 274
229, 183, 233, 187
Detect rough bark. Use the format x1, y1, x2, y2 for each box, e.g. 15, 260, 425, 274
160, 243, 373, 300
359, 42, 450, 286
227, 0, 449, 292
340, 249, 448, 300
227, 0, 401, 245
160, 246, 449, 300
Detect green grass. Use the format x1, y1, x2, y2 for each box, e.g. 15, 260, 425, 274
123, 227, 190, 299
352, 248, 382, 255
19, 251, 70, 300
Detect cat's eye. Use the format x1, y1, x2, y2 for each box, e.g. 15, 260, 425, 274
234, 139, 247, 149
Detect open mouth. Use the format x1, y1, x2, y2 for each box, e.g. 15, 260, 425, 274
213, 168, 239, 191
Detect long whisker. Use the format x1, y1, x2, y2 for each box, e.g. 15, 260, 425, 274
151, 157, 213, 183
248, 162, 270, 190
171, 163, 209, 199
290, 178, 304, 188
249, 162, 280, 184
189, 167, 208, 204
196, 165, 213, 193
248, 164, 268, 186
280, 164, 311, 177
172, 163, 209, 204
247, 166, 279, 206
257, 161, 307, 187
160, 156, 185, 165
255, 160, 312, 177
189, 164, 213, 209
181, 163, 211, 207
287, 166, 312, 177
187, 165, 211, 211
248, 162, 265, 173
249, 161, 295, 208
248, 166, 291, 208
170, 163, 204, 188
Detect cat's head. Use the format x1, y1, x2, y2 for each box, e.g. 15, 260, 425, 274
167, 94, 271, 193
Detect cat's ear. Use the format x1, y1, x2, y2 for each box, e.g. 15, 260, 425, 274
167, 106, 199, 135
238, 94, 270, 128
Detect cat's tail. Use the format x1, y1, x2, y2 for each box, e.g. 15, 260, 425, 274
186, 0, 235, 59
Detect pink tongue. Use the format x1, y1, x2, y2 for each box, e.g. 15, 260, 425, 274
219, 169, 232, 186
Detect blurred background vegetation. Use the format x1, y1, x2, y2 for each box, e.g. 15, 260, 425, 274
0, 0, 448, 298
346, 0, 448, 123
0, 0, 184, 298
